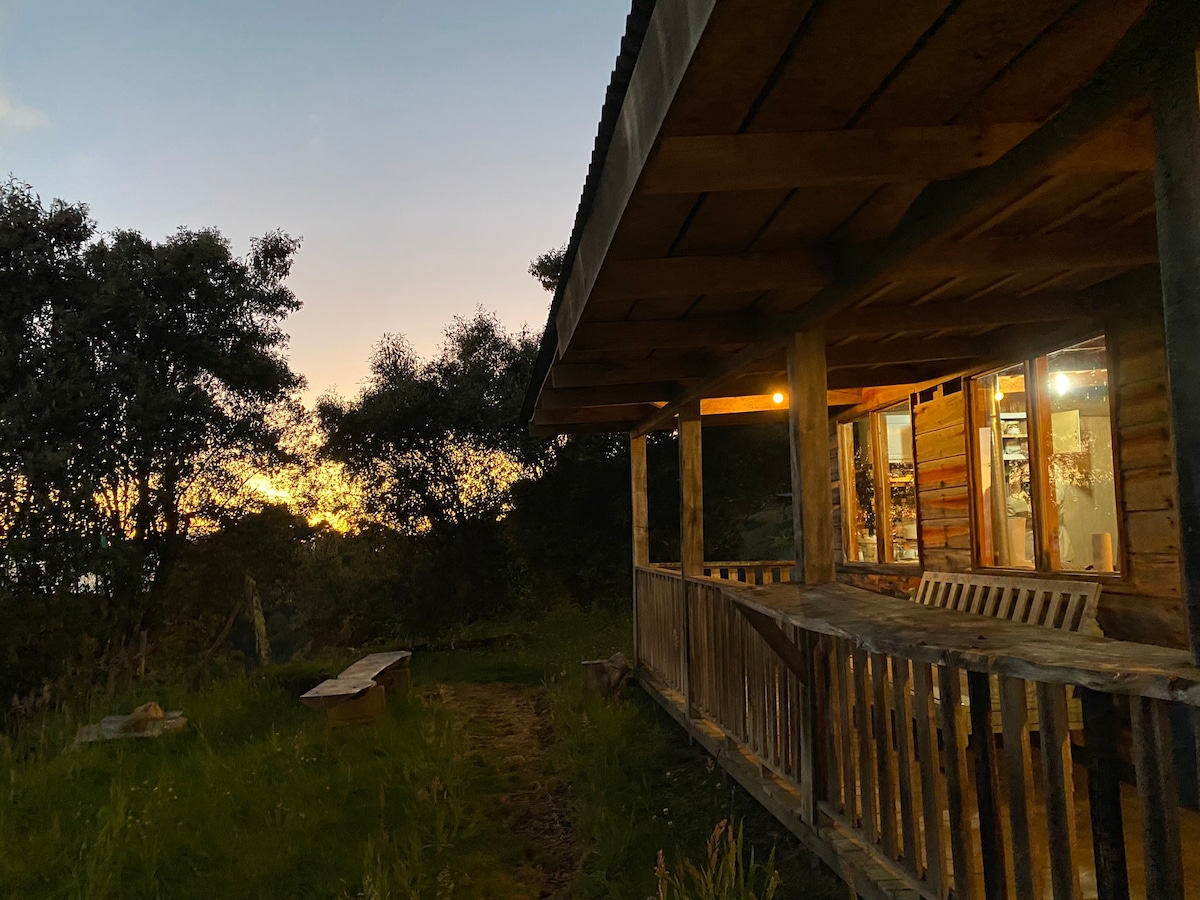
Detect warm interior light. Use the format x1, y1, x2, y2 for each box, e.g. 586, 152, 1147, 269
1054, 372, 1070, 396
994, 390, 1005, 403
772, 392, 785, 405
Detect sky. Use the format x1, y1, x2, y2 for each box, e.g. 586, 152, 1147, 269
0, 0, 631, 401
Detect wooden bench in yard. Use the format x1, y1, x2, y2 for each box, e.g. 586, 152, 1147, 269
300, 651, 412, 727
911, 572, 1103, 732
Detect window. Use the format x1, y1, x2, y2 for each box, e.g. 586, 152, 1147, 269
970, 336, 1120, 573
839, 402, 918, 565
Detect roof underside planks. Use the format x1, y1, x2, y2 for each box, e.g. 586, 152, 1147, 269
525, 0, 1198, 436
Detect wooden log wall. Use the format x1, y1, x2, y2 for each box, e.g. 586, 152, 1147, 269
912, 388, 972, 573
1106, 312, 1186, 646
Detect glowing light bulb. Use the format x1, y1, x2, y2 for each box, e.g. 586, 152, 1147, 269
994, 390, 1005, 403
772, 392, 785, 405
1054, 373, 1070, 396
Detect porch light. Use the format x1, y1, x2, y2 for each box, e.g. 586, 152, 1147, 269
1054, 372, 1070, 396
772, 392, 784, 404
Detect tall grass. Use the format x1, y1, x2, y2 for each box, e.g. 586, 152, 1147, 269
1, 604, 843, 899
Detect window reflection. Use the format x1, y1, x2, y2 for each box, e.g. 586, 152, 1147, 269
840, 402, 916, 566
973, 365, 1034, 568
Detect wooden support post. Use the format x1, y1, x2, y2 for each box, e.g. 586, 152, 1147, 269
1152, 42, 1200, 664
786, 330, 835, 584
1080, 689, 1130, 900
631, 433, 649, 668
678, 401, 703, 711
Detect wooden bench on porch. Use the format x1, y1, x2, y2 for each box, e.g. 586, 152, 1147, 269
300, 651, 412, 727
913, 571, 1103, 732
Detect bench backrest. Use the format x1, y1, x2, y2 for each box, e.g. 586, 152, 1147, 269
914, 571, 1102, 635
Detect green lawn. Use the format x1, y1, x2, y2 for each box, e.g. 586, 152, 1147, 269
1, 606, 842, 899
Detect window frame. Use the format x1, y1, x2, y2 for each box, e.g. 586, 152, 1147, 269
966, 334, 1126, 578
837, 399, 920, 569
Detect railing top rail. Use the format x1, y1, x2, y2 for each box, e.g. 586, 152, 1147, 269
699, 578, 1200, 705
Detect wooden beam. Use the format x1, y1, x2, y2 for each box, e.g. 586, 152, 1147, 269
825, 289, 1130, 338
571, 316, 759, 351
633, 0, 1199, 437
631, 433, 649, 667
679, 401, 704, 579
591, 229, 1156, 301
533, 403, 659, 427
643, 121, 1153, 194
552, 0, 719, 358
826, 337, 979, 368
788, 331, 835, 585
1152, 41, 1200, 664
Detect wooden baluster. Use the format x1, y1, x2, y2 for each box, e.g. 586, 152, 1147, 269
999, 676, 1044, 900
801, 629, 822, 825
938, 665, 976, 900
913, 662, 947, 899
872, 652, 898, 859
1036, 681, 1084, 900
824, 635, 846, 816
835, 639, 857, 826
853, 649, 878, 844
967, 671, 1008, 900
890, 657, 922, 879
1131, 696, 1185, 900
1079, 689, 1130, 900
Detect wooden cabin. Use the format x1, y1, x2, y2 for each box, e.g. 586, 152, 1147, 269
523, 1, 1200, 897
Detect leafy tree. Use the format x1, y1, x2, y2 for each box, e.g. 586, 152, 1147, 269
0, 180, 304, 698
319, 310, 541, 533
528, 245, 566, 294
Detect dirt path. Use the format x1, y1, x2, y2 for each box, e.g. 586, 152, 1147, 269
437, 683, 576, 898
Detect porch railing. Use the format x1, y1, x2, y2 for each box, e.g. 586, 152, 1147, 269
656, 560, 796, 584
633, 563, 1200, 900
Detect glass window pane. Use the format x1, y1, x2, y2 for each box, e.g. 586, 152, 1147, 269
843, 417, 877, 562
972, 365, 1035, 568
1041, 337, 1120, 572
880, 404, 918, 564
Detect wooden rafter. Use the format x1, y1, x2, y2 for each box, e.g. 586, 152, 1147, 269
643, 121, 1153, 194
591, 229, 1156, 302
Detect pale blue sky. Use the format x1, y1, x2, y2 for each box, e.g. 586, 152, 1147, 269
0, 0, 630, 399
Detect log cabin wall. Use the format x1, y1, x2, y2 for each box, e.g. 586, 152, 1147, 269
827, 314, 1185, 647
1105, 310, 1184, 646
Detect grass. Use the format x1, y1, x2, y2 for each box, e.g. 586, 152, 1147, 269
1, 605, 843, 899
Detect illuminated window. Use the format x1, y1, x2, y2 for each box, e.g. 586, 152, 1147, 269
839, 402, 918, 565
970, 336, 1120, 573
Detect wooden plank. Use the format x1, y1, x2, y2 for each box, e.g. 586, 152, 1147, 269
853, 649, 879, 845
788, 330, 836, 584
1130, 695, 1186, 900
679, 405, 702, 710
890, 657, 921, 880
1079, 688, 1131, 900
1152, 41, 1200, 664
642, 123, 1153, 194
966, 672, 1007, 900
631, 435, 649, 668
836, 639, 858, 827
1036, 681, 1084, 900
937, 665, 976, 900
912, 662, 946, 899
998, 676, 1042, 900
871, 653, 899, 860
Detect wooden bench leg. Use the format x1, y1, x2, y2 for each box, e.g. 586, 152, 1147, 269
326, 683, 387, 727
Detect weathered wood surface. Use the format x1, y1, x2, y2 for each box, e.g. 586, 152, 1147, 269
300, 651, 412, 710
724, 580, 1200, 704
788, 329, 836, 585
1152, 39, 1200, 663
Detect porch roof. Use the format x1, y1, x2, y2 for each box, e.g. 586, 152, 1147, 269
524, 0, 1197, 437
